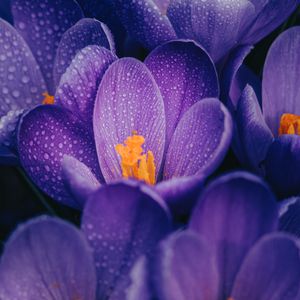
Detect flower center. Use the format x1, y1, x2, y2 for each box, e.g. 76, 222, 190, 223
279, 113, 300, 135
42, 92, 55, 105
115, 131, 156, 185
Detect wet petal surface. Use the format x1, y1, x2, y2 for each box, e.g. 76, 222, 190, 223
145, 40, 219, 148
53, 18, 114, 87
82, 181, 171, 300
167, 0, 255, 61
11, 0, 83, 93
163, 98, 232, 179
18, 105, 102, 208
55, 45, 117, 129
0, 19, 46, 117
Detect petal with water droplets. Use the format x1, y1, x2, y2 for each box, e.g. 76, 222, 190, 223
11, 0, 83, 93
163, 98, 232, 179
18, 105, 102, 208
82, 180, 172, 300
0, 19, 46, 117
53, 18, 115, 87
55, 45, 117, 129
113, 0, 176, 50
145, 40, 219, 149
167, 0, 255, 61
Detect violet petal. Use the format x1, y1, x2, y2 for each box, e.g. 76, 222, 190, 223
163, 98, 232, 179
145, 40, 219, 149
0, 216, 96, 300
82, 180, 172, 299
189, 171, 278, 298
11, 0, 83, 93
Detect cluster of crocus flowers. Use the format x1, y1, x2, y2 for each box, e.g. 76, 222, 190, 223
229, 26, 300, 198
1, 172, 300, 300
17, 38, 232, 217
0, 0, 114, 164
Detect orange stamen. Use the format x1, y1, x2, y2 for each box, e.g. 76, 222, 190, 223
115, 131, 156, 185
279, 113, 300, 135
42, 92, 55, 105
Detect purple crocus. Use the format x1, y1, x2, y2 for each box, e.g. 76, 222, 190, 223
112, 0, 299, 61
230, 26, 300, 198
128, 172, 300, 300
17, 39, 232, 215
0, 180, 172, 300
0, 0, 114, 164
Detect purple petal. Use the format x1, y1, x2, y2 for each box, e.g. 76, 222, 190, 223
55, 45, 117, 129
127, 257, 152, 300
53, 18, 114, 88
0, 216, 96, 300
279, 197, 300, 238
235, 85, 273, 173
262, 27, 300, 135
265, 135, 300, 198
128, 231, 220, 300
0, 109, 24, 151
0, 19, 46, 116
18, 105, 102, 208
61, 155, 101, 208
155, 175, 205, 218
93, 58, 166, 182
220, 45, 253, 108
154, 231, 220, 300
163, 98, 232, 179
145, 40, 219, 148
167, 0, 255, 61
153, 0, 171, 13
189, 171, 278, 298
11, 0, 83, 93
231, 233, 300, 300
114, 0, 176, 50
81, 180, 172, 300
243, 1, 299, 44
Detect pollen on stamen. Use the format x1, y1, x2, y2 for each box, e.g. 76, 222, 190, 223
42, 92, 55, 105
115, 131, 156, 185
279, 113, 300, 135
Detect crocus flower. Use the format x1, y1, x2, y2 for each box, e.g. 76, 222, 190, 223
127, 172, 300, 300
229, 26, 300, 198
18, 39, 232, 216
112, 0, 299, 61
0, 0, 114, 164
0, 180, 172, 300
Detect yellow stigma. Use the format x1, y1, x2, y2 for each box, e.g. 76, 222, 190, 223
42, 92, 55, 105
279, 113, 300, 135
115, 131, 156, 185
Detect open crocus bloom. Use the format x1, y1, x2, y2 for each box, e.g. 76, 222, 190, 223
128, 172, 300, 300
18, 39, 232, 215
0, 181, 172, 300
231, 26, 300, 198
112, 0, 299, 61
0, 0, 114, 164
